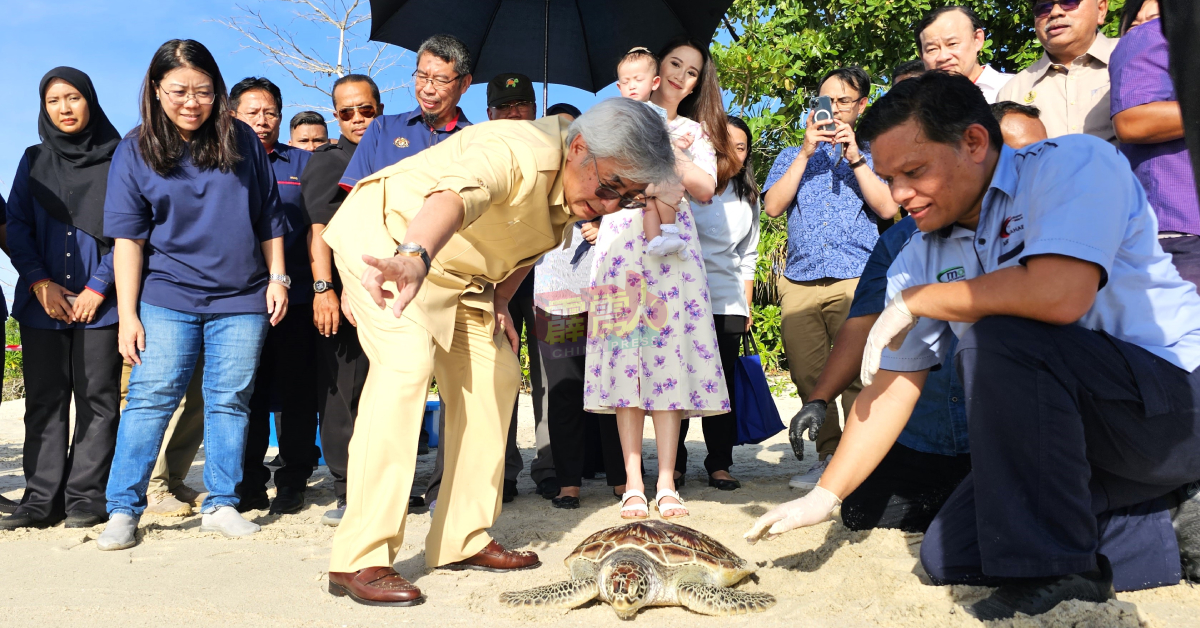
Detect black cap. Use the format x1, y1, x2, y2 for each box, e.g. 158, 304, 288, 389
487, 72, 536, 107
545, 103, 582, 118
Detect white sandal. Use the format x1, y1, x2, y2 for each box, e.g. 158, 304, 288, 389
620, 490, 649, 520
655, 488, 689, 519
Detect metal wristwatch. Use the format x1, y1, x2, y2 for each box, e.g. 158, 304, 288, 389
313, 279, 332, 294
396, 242, 432, 273
269, 273, 292, 289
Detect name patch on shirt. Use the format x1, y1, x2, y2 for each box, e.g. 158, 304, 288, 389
999, 214, 1024, 244
937, 266, 966, 283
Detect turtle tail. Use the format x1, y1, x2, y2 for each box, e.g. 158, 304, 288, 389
500, 578, 600, 609
676, 582, 776, 616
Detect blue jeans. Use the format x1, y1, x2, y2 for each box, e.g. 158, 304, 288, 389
106, 303, 269, 516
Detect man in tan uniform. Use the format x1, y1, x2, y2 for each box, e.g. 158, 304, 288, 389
320, 97, 676, 606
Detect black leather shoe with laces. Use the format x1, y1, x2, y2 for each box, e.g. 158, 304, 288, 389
968, 554, 1115, 620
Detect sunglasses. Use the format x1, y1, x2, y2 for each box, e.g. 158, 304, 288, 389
589, 156, 646, 209
336, 104, 377, 122
1033, 0, 1082, 18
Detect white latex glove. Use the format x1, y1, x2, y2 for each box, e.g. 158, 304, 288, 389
860, 291, 918, 386
743, 485, 842, 544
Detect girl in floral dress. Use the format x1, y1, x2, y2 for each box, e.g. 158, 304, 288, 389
585, 37, 738, 520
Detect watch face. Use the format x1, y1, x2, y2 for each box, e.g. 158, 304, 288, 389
314, 280, 329, 292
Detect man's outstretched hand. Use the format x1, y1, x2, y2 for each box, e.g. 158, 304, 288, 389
361, 254, 427, 318
861, 292, 918, 386
743, 485, 842, 544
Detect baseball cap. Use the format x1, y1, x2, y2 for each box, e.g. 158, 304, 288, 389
487, 72, 536, 107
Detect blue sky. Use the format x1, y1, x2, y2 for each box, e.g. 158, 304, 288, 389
0, 0, 630, 298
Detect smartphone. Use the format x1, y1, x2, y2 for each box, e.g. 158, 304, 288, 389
65, 295, 77, 307
812, 95, 843, 163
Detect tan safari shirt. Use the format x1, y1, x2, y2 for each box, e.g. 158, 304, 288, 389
996, 33, 1118, 143
321, 115, 576, 350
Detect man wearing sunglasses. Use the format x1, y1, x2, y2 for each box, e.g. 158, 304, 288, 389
996, 0, 1117, 142
339, 34, 474, 192
300, 73, 384, 527
318, 98, 675, 606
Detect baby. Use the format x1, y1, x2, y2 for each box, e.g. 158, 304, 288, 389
615, 47, 689, 256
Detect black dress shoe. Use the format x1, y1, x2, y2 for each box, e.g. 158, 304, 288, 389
236, 491, 271, 513
1173, 481, 1200, 581
0, 511, 60, 530
0, 495, 17, 514
536, 478, 560, 500
968, 555, 1115, 620
408, 495, 425, 509
551, 495, 580, 510
64, 511, 107, 528
707, 475, 742, 491
502, 480, 518, 503
269, 488, 306, 515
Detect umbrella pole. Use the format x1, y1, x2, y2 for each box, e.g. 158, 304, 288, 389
543, 0, 549, 116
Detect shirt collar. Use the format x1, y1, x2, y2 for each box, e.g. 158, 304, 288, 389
1035, 32, 1116, 74
403, 105, 470, 132
974, 65, 1005, 88
268, 143, 291, 162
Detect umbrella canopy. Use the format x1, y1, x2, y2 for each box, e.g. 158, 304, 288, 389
369, 0, 734, 94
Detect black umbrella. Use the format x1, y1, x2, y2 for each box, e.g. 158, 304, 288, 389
369, 0, 734, 112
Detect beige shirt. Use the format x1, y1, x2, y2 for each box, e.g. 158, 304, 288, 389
996, 33, 1118, 143
321, 115, 576, 349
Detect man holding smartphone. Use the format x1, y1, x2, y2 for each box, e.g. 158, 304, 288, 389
762, 67, 897, 490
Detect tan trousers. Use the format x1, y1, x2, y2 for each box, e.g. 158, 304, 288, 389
119, 359, 205, 494
777, 276, 862, 459
328, 290, 521, 572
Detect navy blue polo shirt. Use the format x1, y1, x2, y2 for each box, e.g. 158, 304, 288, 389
338, 106, 471, 190
8, 153, 116, 329
268, 143, 314, 303
104, 121, 289, 314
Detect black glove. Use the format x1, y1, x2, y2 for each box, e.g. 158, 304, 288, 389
789, 400, 827, 461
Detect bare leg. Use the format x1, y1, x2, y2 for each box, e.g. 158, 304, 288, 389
615, 408, 647, 510
643, 201, 664, 241
651, 410, 686, 516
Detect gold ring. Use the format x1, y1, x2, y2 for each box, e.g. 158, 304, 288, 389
50, 308, 56, 314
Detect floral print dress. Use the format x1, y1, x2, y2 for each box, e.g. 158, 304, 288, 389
583, 115, 729, 417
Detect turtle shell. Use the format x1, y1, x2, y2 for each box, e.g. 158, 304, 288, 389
565, 520, 752, 580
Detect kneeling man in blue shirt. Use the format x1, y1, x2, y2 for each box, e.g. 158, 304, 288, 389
745, 71, 1200, 620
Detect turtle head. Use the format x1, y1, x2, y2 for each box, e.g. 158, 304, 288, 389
603, 558, 652, 620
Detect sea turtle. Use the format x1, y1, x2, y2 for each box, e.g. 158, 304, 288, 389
500, 520, 775, 619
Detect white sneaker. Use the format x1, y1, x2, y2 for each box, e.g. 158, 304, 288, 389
200, 506, 260, 538
789, 459, 830, 490
96, 513, 139, 551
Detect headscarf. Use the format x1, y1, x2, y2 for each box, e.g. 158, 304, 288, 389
25, 67, 121, 253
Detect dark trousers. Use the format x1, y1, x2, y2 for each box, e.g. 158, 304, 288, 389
841, 442, 971, 532
919, 316, 1200, 591
18, 324, 122, 519
676, 314, 744, 476
503, 295, 554, 484
538, 310, 626, 488
316, 301, 370, 500
1161, 234, 1200, 291
240, 303, 319, 494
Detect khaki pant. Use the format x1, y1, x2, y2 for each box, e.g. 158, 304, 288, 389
777, 276, 862, 459
329, 284, 521, 572
119, 359, 205, 494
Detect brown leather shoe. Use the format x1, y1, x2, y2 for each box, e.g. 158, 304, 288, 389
327, 567, 425, 607
441, 540, 541, 572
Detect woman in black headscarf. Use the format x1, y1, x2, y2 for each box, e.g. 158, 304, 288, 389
0, 67, 124, 530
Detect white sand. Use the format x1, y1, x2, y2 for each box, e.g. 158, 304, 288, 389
0, 395, 1197, 627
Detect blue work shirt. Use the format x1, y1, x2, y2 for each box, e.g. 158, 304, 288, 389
884, 135, 1200, 374
339, 106, 471, 190
7, 153, 116, 329
268, 143, 313, 303
104, 121, 289, 314
848, 216, 967, 456
763, 142, 882, 281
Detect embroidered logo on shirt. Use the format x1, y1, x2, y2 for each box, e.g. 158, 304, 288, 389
1024, 90, 1036, 104
937, 267, 966, 283
394, 137, 410, 148
999, 214, 1024, 244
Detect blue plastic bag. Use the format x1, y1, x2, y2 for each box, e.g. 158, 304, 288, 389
734, 335, 785, 446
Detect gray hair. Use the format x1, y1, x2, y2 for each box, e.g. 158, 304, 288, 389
417, 34, 472, 77
568, 98, 677, 187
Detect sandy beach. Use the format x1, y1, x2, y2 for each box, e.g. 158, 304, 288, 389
0, 394, 1197, 628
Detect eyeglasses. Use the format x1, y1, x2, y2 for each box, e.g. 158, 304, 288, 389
158, 84, 216, 106
1033, 0, 1082, 18
831, 96, 859, 110
589, 156, 646, 209
492, 100, 534, 113
412, 70, 462, 90
336, 104, 377, 122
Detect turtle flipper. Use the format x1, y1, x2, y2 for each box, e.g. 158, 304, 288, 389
676, 582, 776, 616
500, 578, 599, 609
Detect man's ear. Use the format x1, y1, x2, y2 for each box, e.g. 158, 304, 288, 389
567, 134, 588, 161
460, 73, 474, 92
377, 102, 385, 115
1096, 0, 1109, 24
963, 123, 992, 163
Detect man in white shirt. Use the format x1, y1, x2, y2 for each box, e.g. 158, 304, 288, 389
915, 5, 1013, 103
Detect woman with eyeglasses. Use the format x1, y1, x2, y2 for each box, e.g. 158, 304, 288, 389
96, 39, 289, 550
585, 37, 735, 521
1, 67, 123, 531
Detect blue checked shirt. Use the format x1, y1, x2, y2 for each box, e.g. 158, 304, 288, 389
763, 143, 882, 281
